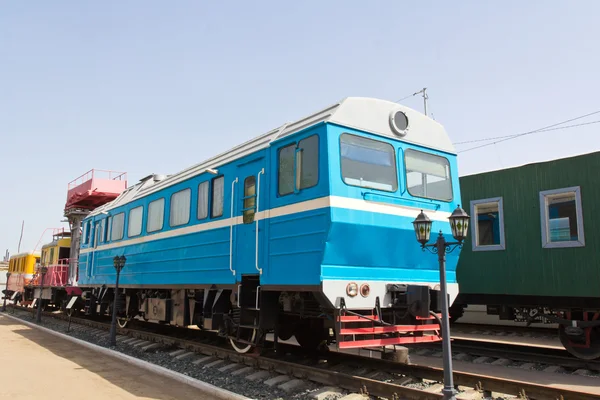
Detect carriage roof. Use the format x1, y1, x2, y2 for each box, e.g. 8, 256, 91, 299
88, 97, 454, 217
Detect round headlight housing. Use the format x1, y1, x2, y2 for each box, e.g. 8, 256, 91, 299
389, 110, 409, 136
346, 282, 358, 297
360, 284, 370, 298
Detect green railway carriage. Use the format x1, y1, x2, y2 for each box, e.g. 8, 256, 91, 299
453, 151, 600, 359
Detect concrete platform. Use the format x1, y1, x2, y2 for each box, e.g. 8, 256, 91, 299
0, 314, 246, 399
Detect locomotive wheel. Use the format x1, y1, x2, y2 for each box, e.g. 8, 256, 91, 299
294, 319, 328, 351
117, 317, 130, 328
230, 327, 257, 354
277, 322, 296, 341
559, 325, 600, 360
449, 303, 465, 324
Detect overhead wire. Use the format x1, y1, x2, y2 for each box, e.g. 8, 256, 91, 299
453, 120, 600, 145
395, 93, 417, 103
457, 110, 600, 153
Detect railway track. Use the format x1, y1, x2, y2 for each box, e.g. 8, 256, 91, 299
7, 305, 600, 400
417, 338, 600, 375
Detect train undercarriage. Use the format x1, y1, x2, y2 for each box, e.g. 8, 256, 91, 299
49, 276, 445, 355
450, 302, 600, 360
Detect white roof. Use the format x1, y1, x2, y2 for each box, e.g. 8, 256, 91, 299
89, 97, 453, 216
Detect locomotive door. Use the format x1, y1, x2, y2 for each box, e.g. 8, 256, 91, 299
234, 158, 266, 279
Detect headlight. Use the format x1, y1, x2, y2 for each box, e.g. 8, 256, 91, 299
346, 282, 358, 297
360, 284, 370, 297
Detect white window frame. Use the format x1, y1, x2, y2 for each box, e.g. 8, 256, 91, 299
470, 197, 505, 251
539, 186, 585, 248
128, 206, 143, 237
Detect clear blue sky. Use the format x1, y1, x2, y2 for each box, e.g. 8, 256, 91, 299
2, 1, 599, 255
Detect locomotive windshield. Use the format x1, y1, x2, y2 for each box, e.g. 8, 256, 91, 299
340, 133, 398, 192
405, 149, 453, 201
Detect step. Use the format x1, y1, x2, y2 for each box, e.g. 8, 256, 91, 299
338, 315, 379, 322
340, 324, 440, 335
338, 334, 441, 349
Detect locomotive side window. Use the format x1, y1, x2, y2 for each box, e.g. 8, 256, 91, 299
103, 218, 110, 242
298, 136, 318, 190
128, 206, 143, 237
278, 135, 319, 196
539, 186, 585, 248
211, 176, 224, 218
470, 197, 505, 251
197, 181, 209, 220
278, 144, 295, 196
147, 198, 165, 233
243, 176, 256, 224
405, 149, 452, 201
82, 221, 90, 245
170, 189, 191, 227
340, 133, 397, 192
98, 219, 105, 244
111, 213, 125, 241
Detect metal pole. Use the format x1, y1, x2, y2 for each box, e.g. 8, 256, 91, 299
109, 265, 121, 347
36, 269, 46, 323
17, 221, 24, 253
2, 273, 9, 312
436, 233, 456, 400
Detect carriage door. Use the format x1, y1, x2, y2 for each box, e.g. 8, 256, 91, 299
234, 159, 266, 279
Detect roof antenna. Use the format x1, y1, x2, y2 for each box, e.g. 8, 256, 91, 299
412, 87, 428, 116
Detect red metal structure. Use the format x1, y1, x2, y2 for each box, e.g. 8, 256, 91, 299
31, 260, 70, 288
66, 169, 127, 210
64, 169, 127, 287
336, 312, 442, 349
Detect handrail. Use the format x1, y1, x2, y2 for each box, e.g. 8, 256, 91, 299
67, 169, 127, 190
361, 191, 441, 211
229, 178, 238, 276
255, 169, 264, 275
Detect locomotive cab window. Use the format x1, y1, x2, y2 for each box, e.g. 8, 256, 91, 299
405, 149, 452, 201
540, 186, 585, 248
243, 176, 256, 223
470, 197, 505, 251
278, 135, 319, 196
340, 134, 397, 192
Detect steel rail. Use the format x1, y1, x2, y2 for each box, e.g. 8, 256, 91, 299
10, 306, 600, 400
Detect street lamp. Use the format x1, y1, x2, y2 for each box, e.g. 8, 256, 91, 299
36, 267, 49, 323
412, 205, 470, 400
2, 272, 10, 312
109, 255, 126, 347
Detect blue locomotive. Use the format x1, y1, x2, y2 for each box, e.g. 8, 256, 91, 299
76, 97, 462, 353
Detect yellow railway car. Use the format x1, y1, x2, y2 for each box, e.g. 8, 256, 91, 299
28, 230, 72, 307
6, 252, 40, 302
40, 234, 71, 268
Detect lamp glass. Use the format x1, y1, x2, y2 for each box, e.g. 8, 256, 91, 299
449, 206, 470, 242
412, 210, 432, 245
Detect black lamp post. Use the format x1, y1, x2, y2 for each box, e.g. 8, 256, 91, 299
36, 266, 49, 323
2, 272, 10, 312
109, 255, 126, 347
412, 205, 470, 400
